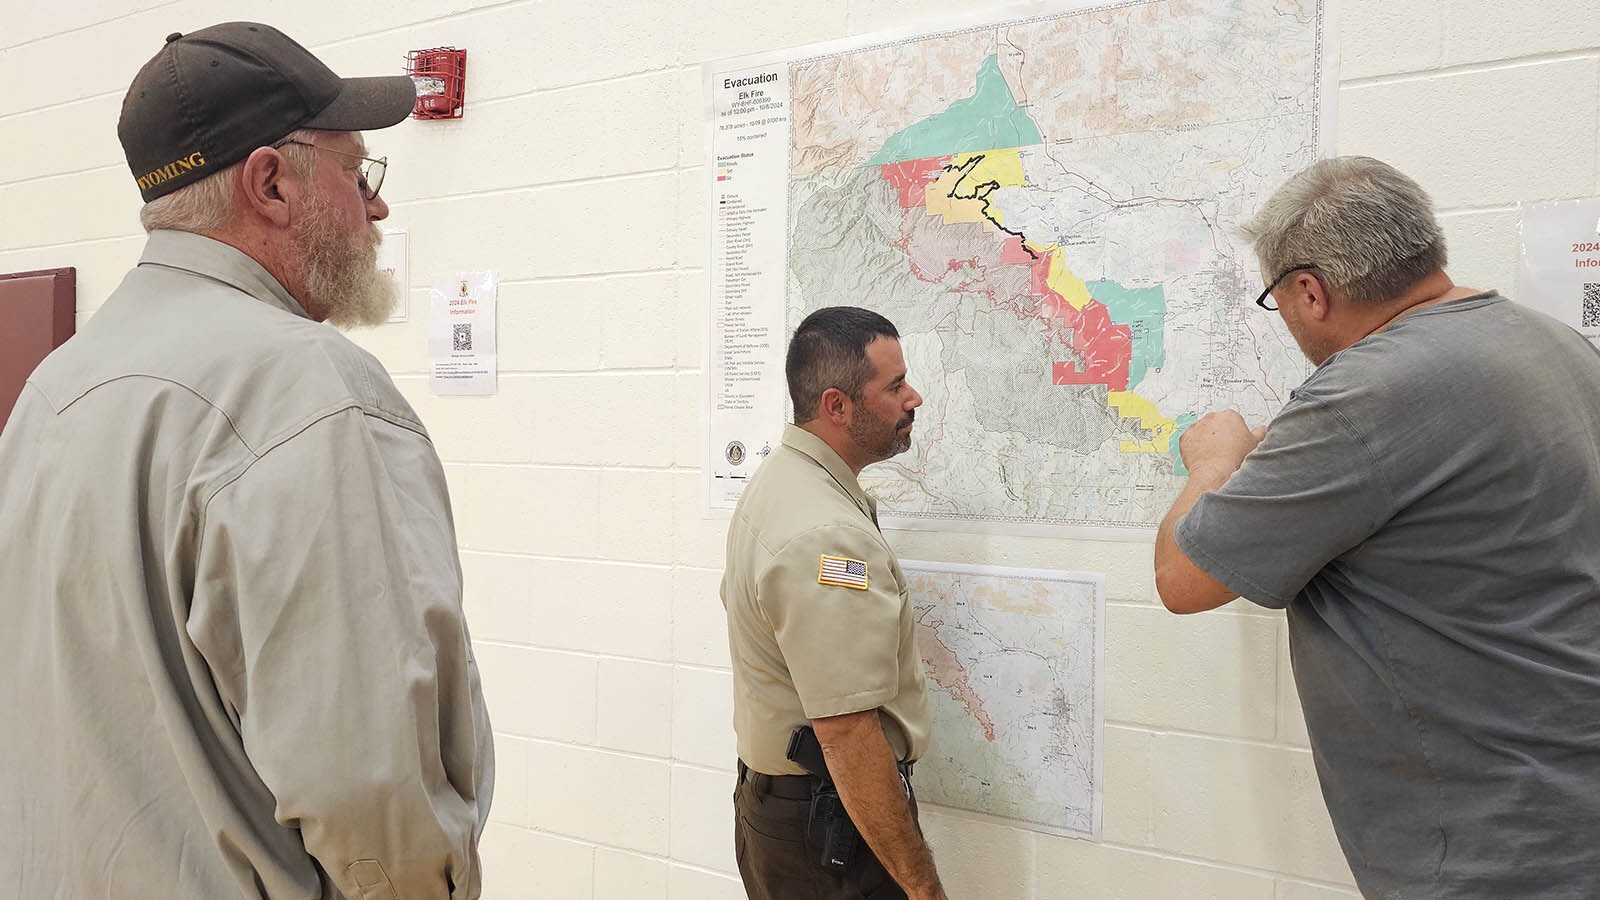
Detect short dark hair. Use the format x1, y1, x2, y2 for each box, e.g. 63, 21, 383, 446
786, 307, 899, 424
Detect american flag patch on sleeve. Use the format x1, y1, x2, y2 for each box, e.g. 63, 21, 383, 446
818, 554, 870, 590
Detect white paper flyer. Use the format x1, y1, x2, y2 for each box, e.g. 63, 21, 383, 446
429, 271, 498, 396
1518, 198, 1600, 341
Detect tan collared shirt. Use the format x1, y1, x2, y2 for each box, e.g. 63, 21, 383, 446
0, 231, 492, 899
722, 425, 931, 775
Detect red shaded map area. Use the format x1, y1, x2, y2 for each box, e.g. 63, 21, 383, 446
999, 237, 1132, 392
878, 153, 1136, 395
916, 616, 997, 742
880, 156, 952, 209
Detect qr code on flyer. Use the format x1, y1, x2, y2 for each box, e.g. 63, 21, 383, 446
453, 323, 473, 351
1584, 284, 1600, 329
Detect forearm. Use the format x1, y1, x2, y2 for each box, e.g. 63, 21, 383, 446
1154, 462, 1240, 614
813, 710, 946, 900
1155, 463, 1230, 568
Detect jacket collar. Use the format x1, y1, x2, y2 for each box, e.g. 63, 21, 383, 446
138, 229, 311, 320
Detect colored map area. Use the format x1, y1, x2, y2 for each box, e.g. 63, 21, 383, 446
785, 0, 1325, 530
869, 55, 1044, 166
904, 563, 1102, 836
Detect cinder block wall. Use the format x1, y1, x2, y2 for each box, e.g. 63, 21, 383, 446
3, 2, 1596, 897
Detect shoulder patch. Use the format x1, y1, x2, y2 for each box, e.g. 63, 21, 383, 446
818, 554, 870, 590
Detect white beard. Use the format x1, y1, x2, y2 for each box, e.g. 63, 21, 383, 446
289, 190, 395, 328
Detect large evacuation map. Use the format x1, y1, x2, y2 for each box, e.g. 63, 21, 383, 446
707, 0, 1332, 838
783, 0, 1329, 531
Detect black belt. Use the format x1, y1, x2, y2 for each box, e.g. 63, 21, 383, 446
738, 759, 913, 800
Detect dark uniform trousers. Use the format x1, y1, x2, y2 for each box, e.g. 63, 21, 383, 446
734, 760, 920, 900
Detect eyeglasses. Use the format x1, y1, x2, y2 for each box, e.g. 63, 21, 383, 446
271, 138, 388, 201
1254, 263, 1317, 310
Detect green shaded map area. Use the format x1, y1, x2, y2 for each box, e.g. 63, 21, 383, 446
1087, 279, 1167, 390
1171, 413, 1199, 475
868, 55, 1045, 165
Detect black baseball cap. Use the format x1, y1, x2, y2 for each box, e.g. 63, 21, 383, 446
118, 22, 416, 202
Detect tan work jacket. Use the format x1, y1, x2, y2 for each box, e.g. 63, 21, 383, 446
722, 425, 930, 775
0, 231, 492, 898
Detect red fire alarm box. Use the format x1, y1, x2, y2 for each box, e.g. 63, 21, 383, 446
0, 268, 75, 427
407, 47, 466, 119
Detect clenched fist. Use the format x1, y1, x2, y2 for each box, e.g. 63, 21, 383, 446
1179, 410, 1267, 481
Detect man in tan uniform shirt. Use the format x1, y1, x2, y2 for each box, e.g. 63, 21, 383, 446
0, 23, 491, 898
723, 307, 948, 900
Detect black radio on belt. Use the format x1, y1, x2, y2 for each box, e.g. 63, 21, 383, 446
786, 725, 860, 871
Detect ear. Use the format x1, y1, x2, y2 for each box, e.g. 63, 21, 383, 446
237, 146, 299, 228
818, 387, 852, 427
1298, 271, 1333, 322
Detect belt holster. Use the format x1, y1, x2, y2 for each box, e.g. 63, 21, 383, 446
805, 779, 859, 871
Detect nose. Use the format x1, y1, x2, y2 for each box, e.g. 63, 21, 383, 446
367, 193, 389, 222
906, 384, 923, 409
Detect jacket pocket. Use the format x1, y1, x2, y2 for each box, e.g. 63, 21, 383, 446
346, 860, 400, 900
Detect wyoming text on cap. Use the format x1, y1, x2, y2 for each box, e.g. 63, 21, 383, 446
117, 22, 416, 203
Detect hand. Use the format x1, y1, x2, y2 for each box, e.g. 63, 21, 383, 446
1179, 410, 1265, 481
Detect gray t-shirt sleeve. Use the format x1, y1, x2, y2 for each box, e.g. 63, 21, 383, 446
1175, 393, 1393, 608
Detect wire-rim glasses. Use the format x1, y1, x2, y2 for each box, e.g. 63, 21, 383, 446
271, 138, 387, 201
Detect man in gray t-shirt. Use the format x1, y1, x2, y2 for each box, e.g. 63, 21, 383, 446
1155, 157, 1600, 899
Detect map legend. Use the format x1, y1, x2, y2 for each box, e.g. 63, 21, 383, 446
704, 61, 793, 509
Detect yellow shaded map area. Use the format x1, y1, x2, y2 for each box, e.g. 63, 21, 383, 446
1044, 249, 1094, 311
923, 167, 988, 223
924, 149, 1027, 226
923, 149, 1098, 312
1108, 391, 1179, 453
953, 150, 1025, 202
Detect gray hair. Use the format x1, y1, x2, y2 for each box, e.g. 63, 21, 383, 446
1242, 156, 1446, 305
138, 129, 320, 234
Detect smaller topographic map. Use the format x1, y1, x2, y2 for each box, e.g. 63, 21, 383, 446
904, 561, 1104, 836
